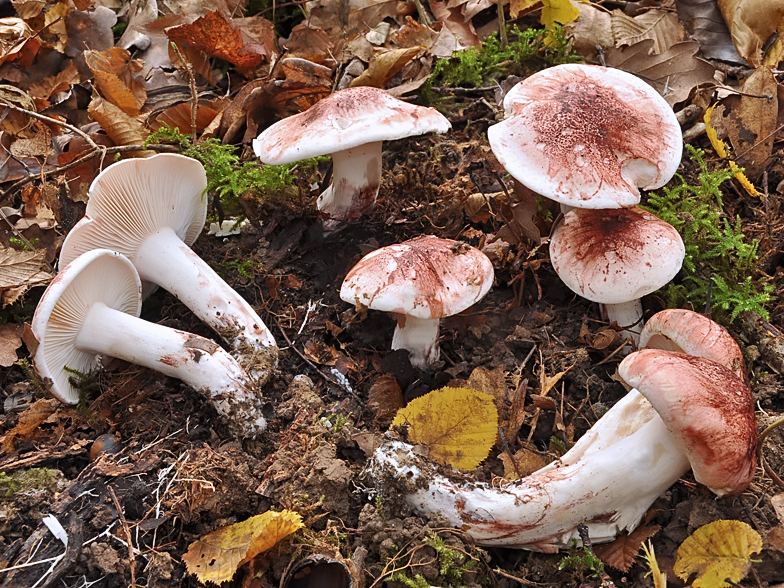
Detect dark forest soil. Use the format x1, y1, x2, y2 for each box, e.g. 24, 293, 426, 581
2, 102, 784, 588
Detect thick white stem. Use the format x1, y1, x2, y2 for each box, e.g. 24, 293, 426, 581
75, 303, 266, 437
392, 315, 440, 369
134, 228, 277, 381
602, 299, 644, 345
371, 389, 690, 552
317, 143, 383, 233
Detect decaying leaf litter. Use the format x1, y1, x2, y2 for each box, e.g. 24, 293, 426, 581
2, 0, 784, 586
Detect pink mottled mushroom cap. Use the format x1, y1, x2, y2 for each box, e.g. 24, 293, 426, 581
488, 64, 682, 209
618, 349, 757, 496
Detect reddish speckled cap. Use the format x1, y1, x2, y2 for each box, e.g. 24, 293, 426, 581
549, 207, 684, 304
640, 309, 748, 383
618, 349, 757, 496
253, 86, 451, 164
488, 64, 682, 209
340, 236, 494, 319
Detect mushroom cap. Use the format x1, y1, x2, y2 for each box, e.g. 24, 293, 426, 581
58, 153, 208, 270
549, 207, 684, 304
253, 86, 451, 165
618, 349, 757, 496
488, 64, 682, 209
640, 309, 747, 383
32, 249, 142, 404
340, 235, 494, 319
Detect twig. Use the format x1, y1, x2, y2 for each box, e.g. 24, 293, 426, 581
170, 43, 198, 139
109, 486, 137, 588
0, 98, 100, 151
757, 416, 784, 488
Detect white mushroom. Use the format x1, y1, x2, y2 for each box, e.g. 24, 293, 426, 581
340, 236, 494, 369
58, 154, 277, 384
32, 249, 267, 437
253, 87, 451, 233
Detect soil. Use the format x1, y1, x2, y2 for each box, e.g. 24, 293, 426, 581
2, 99, 784, 588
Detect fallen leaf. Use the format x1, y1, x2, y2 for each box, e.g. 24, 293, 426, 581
0, 17, 40, 67
604, 39, 716, 106
0, 323, 23, 367
704, 103, 760, 196
541, 0, 581, 29
429, 0, 480, 48
677, 0, 746, 64
2, 398, 59, 454
511, 0, 542, 19
566, 3, 613, 58
771, 493, 784, 524
717, 0, 784, 66
87, 94, 151, 150
0, 245, 53, 307
28, 61, 80, 103
12, 1, 46, 20
367, 373, 405, 424
182, 510, 303, 585
611, 9, 687, 53
64, 5, 116, 59
281, 22, 335, 65
594, 524, 661, 572
499, 446, 547, 480
310, 0, 412, 40
85, 48, 147, 116
392, 386, 498, 470
674, 519, 763, 588
351, 46, 422, 88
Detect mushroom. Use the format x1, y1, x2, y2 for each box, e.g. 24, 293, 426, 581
549, 206, 684, 343
618, 349, 757, 496
253, 87, 451, 233
58, 154, 277, 384
32, 249, 267, 437
369, 311, 750, 549
340, 236, 494, 369
488, 64, 682, 211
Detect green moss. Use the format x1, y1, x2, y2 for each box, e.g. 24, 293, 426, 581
386, 531, 478, 588
424, 24, 581, 93
642, 145, 772, 324
558, 539, 605, 579
0, 468, 58, 499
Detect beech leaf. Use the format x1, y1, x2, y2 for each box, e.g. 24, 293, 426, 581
182, 510, 303, 585
674, 519, 762, 588
391, 386, 498, 470
594, 524, 661, 572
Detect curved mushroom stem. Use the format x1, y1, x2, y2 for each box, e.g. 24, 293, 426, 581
370, 389, 690, 551
134, 227, 277, 383
601, 299, 644, 346
392, 315, 440, 369
317, 142, 383, 233
75, 302, 266, 437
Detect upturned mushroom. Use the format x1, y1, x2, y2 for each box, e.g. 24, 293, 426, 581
340, 236, 494, 369
253, 87, 451, 233
549, 206, 685, 342
32, 249, 267, 437
488, 64, 682, 211
58, 154, 277, 384
369, 311, 753, 549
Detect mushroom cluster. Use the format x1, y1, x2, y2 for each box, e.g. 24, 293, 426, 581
370, 309, 756, 550
489, 64, 686, 342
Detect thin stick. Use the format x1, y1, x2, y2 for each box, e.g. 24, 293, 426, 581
757, 416, 784, 487
170, 43, 198, 139
108, 486, 137, 588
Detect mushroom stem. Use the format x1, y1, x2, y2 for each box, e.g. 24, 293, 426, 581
601, 300, 644, 344
392, 315, 440, 369
317, 142, 383, 232
134, 227, 277, 380
371, 389, 689, 552
75, 302, 266, 437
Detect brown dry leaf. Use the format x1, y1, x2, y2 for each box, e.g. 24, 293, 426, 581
281, 23, 335, 64
149, 100, 225, 135
499, 447, 547, 480
723, 65, 778, 178
510, 0, 542, 19
85, 49, 146, 116
367, 373, 405, 424
64, 5, 116, 58
429, 0, 480, 47
166, 10, 270, 75
0, 323, 23, 367
578, 322, 622, 350
392, 387, 498, 470
351, 46, 422, 88
391, 17, 439, 50
566, 3, 614, 58
0, 17, 40, 67
605, 39, 716, 106
465, 365, 508, 402
0, 245, 53, 307
28, 61, 80, 102
2, 398, 59, 454
309, 0, 411, 39
182, 510, 303, 585
771, 493, 784, 523
717, 0, 784, 66
88, 94, 150, 150
10, 123, 52, 160
12, 0, 45, 19
594, 524, 661, 572
767, 525, 784, 552
43, 2, 70, 53
611, 9, 687, 53
677, 0, 745, 64
541, 366, 570, 396
674, 519, 762, 588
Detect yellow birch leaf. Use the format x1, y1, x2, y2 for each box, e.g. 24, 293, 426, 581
703, 104, 759, 197
182, 510, 303, 585
541, 0, 581, 29
673, 519, 762, 588
391, 386, 498, 470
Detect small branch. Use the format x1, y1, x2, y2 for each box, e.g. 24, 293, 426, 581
0, 98, 100, 151
170, 43, 198, 139
108, 485, 137, 588
757, 416, 784, 488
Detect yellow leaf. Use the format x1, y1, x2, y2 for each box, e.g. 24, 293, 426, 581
703, 104, 759, 198
541, 0, 581, 29
182, 510, 303, 585
673, 520, 762, 588
351, 46, 422, 89
511, 0, 542, 20
391, 386, 498, 470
